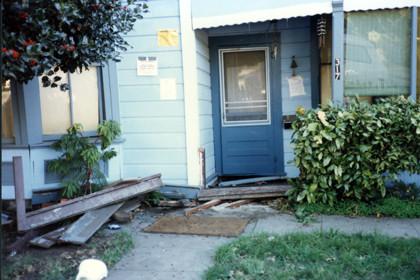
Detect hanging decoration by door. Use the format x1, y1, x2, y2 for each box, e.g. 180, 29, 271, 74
273, 20, 278, 59
317, 18, 327, 48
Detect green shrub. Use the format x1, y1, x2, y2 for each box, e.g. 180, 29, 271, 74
287, 96, 420, 205
48, 120, 121, 199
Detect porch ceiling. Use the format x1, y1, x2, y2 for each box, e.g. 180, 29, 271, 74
191, 0, 419, 30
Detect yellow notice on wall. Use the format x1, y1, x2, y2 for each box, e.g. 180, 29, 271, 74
158, 30, 179, 46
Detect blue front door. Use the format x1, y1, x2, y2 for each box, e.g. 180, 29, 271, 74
211, 36, 284, 176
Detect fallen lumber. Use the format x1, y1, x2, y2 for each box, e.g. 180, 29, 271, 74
29, 236, 56, 248
29, 225, 69, 248
185, 200, 222, 216
218, 176, 282, 187
59, 202, 124, 245
197, 184, 291, 201
119, 196, 144, 212
226, 199, 255, 208
14, 168, 163, 232
158, 199, 196, 208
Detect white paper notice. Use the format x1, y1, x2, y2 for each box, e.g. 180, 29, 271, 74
137, 57, 158, 76
160, 78, 176, 100
287, 75, 306, 97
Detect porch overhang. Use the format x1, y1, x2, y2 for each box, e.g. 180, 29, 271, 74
191, 0, 419, 30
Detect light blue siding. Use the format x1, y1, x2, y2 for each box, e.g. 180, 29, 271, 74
280, 19, 311, 178
118, 0, 187, 184
196, 29, 216, 180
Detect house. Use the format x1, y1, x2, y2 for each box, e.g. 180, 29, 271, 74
2, 0, 419, 203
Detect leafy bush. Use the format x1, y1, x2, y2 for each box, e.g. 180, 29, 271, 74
2, 0, 147, 88
287, 96, 420, 205
48, 120, 121, 199
386, 180, 420, 201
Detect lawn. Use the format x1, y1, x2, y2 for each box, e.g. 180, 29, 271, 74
203, 231, 420, 280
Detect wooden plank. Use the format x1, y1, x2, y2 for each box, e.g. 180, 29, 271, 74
13, 157, 27, 232
158, 201, 184, 207
218, 176, 282, 187
59, 202, 124, 245
119, 196, 144, 212
42, 226, 69, 241
197, 184, 291, 201
226, 199, 255, 208
185, 200, 222, 216
19, 174, 163, 232
29, 236, 57, 248
159, 199, 197, 208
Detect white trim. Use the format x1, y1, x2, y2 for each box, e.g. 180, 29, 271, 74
192, 1, 332, 29
219, 47, 272, 127
179, 0, 201, 186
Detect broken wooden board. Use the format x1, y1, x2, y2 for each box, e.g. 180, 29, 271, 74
17, 174, 163, 232
185, 200, 222, 216
158, 199, 196, 208
197, 184, 291, 201
42, 226, 69, 241
59, 202, 124, 245
225, 199, 255, 208
30, 226, 69, 248
118, 196, 144, 212
29, 236, 56, 248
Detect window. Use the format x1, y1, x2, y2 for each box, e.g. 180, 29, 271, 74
220, 48, 270, 126
2, 80, 15, 143
344, 9, 411, 98
39, 66, 102, 137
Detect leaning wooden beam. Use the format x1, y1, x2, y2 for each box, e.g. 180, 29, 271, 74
16, 174, 163, 232
197, 185, 291, 201
13, 157, 27, 232
185, 199, 222, 216
59, 202, 124, 244
225, 199, 255, 208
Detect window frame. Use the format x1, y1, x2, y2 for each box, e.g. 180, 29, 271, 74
1, 61, 119, 146
41, 66, 105, 141
218, 47, 272, 127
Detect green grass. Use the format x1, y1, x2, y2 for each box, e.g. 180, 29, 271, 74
281, 197, 420, 218
203, 231, 420, 280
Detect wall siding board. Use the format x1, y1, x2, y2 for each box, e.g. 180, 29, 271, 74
118, 0, 187, 186
117, 68, 184, 86
120, 101, 185, 117
123, 149, 186, 165
195, 29, 216, 182
124, 164, 187, 183
123, 133, 186, 149
121, 117, 185, 133
131, 17, 181, 36
118, 51, 183, 70
119, 84, 184, 102
124, 35, 182, 52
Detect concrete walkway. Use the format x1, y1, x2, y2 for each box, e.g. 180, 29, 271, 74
106, 203, 420, 280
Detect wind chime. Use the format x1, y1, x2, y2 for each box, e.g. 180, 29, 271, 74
317, 17, 327, 48
273, 20, 278, 59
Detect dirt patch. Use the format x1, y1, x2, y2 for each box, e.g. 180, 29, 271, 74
1, 226, 121, 280
145, 216, 249, 237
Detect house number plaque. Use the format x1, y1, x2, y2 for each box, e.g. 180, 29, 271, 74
334, 58, 340, 80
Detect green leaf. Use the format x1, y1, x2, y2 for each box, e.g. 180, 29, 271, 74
307, 123, 318, 132
309, 184, 318, 193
